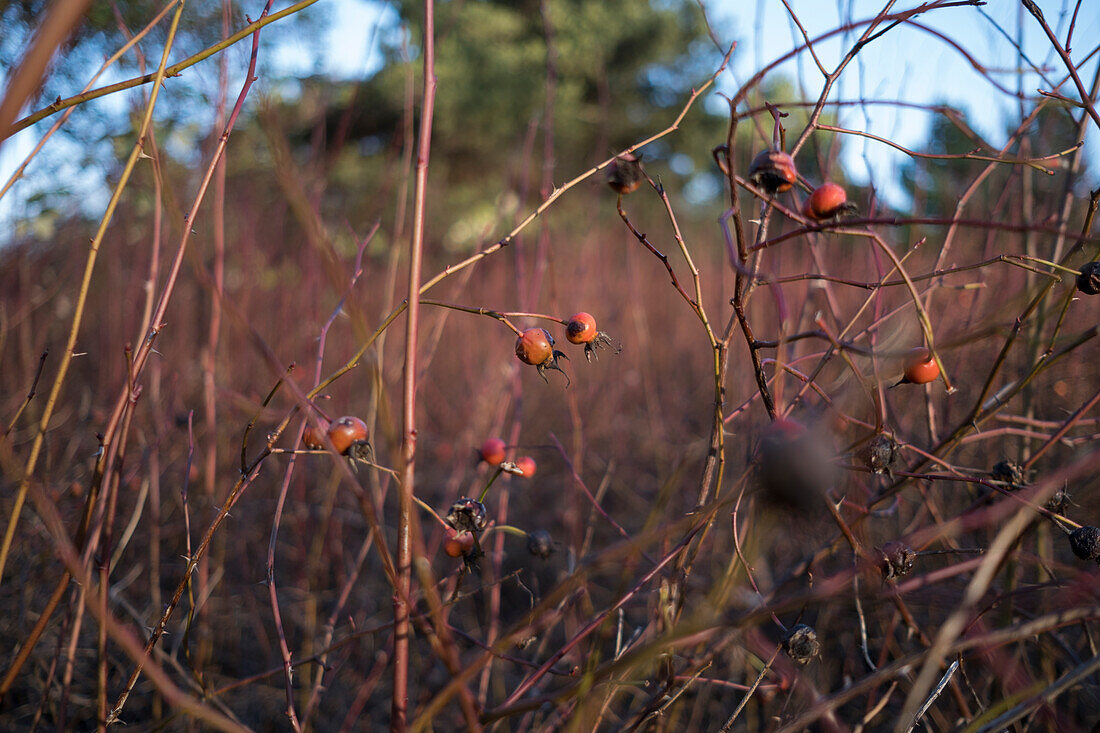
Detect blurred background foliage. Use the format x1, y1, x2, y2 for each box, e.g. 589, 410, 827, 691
1, 0, 858, 254
2, 0, 1090, 254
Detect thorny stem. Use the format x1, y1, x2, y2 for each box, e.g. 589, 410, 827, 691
616, 194, 697, 309
391, 0, 436, 728
107, 7, 276, 721
0, 0, 178, 202
0, 0, 186, 590
6, 0, 323, 138
419, 299, 568, 335
392, 3, 482, 731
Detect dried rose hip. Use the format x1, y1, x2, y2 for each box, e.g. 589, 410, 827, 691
879, 541, 916, 581
1077, 261, 1100, 295
748, 149, 797, 194
861, 434, 899, 476
446, 497, 489, 533
783, 624, 821, 665
606, 152, 645, 194
1069, 526, 1100, 563
990, 460, 1027, 489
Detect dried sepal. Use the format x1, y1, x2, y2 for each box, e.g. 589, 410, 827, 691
446, 497, 489, 533
879, 541, 916, 581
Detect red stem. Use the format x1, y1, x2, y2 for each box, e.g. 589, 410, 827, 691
392, 0, 436, 729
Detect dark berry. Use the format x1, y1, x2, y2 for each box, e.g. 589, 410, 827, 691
526, 530, 554, 559
748, 150, 797, 194
1068, 526, 1100, 562
1047, 490, 1071, 515
1077, 262, 1100, 295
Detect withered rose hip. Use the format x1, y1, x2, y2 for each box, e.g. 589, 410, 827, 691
606, 152, 645, 194
879, 541, 916, 581
1077, 262, 1100, 295
990, 460, 1027, 489
446, 498, 488, 533
748, 150, 797, 194
783, 624, 821, 665
1068, 526, 1100, 562
861, 434, 899, 476
1047, 490, 1070, 515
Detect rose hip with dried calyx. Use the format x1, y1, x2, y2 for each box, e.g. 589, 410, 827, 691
990, 460, 1028, 489
879, 541, 916, 581
326, 416, 372, 461
515, 327, 569, 384
802, 182, 858, 221
446, 497, 489, 534
860, 434, 899, 477
514, 456, 536, 478
565, 312, 617, 362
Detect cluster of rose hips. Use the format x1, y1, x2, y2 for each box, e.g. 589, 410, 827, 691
442, 497, 488, 563
478, 437, 536, 477
743, 150, 945, 389
431, 437, 556, 564
737, 142, 1100, 651
744, 148, 858, 221
514, 312, 617, 383
301, 415, 372, 461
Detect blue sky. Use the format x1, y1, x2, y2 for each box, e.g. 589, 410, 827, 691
298, 0, 1100, 203
2, 0, 1099, 231
704, 0, 1100, 202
